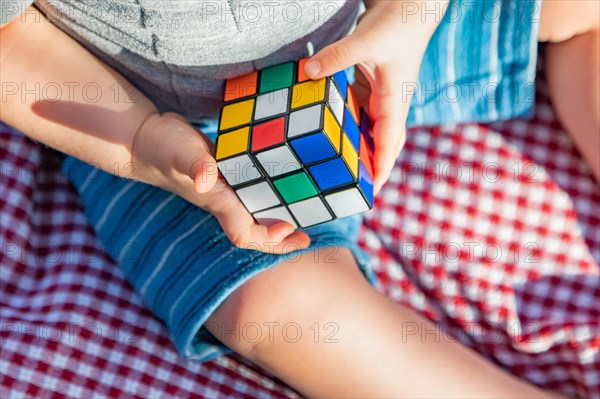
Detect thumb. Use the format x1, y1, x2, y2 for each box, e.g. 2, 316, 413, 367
173, 135, 219, 194
189, 152, 219, 194
304, 33, 368, 80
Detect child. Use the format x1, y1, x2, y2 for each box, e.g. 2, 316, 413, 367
2, 0, 596, 397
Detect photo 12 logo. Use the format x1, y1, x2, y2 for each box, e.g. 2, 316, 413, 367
1, 322, 138, 344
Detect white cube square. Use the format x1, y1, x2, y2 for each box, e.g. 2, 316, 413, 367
218, 154, 261, 186
325, 188, 370, 218
287, 104, 322, 138
254, 88, 289, 121
256, 145, 301, 177
236, 181, 280, 213
328, 80, 344, 126
289, 197, 332, 228
253, 206, 298, 228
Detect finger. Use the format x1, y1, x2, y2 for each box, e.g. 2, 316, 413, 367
172, 133, 218, 194
372, 83, 406, 194
163, 111, 216, 150
190, 153, 219, 194
372, 109, 406, 195
351, 67, 372, 115
304, 33, 369, 80
369, 54, 424, 194
162, 112, 190, 124
212, 197, 311, 254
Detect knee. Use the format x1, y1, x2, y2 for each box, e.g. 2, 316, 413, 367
204, 274, 298, 358
205, 247, 365, 358
538, 0, 599, 43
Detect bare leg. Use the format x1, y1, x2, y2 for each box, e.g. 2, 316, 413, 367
539, 1, 600, 181
206, 247, 562, 398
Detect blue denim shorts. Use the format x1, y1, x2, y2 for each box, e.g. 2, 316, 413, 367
62, 123, 375, 361
63, 0, 541, 362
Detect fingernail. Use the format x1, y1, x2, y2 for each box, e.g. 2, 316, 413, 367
274, 225, 294, 242
305, 59, 321, 78
283, 225, 295, 237
193, 177, 202, 193
373, 180, 382, 195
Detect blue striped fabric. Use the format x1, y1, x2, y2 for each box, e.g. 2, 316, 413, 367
62, 146, 374, 362
407, 0, 542, 127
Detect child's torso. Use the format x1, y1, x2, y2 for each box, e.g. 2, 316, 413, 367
36, 0, 359, 121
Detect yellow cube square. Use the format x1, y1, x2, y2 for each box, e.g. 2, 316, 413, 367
342, 134, 359, 178
291, 78, 326, 109
220, 99, 255, 131
323, 106, 340, 152
215, 126, 250, 160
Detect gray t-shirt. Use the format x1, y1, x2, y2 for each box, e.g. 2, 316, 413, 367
2, 0, 359, 121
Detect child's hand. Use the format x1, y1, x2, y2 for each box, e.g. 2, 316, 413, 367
304, 0, 447, 193
131, 112, 310, 254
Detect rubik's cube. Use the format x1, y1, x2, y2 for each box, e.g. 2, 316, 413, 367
215, 59, 375, 228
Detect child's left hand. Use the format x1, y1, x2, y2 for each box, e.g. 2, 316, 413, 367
304, 0, 447, 194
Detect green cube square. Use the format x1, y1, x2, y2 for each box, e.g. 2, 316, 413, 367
273, 172, 318, 203
259, 62, 294, 94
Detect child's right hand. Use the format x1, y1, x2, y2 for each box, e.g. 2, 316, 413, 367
131, 112, 310, 254
2, 5, 308, 254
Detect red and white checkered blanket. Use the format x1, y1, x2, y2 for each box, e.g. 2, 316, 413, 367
1, 75, 598, 398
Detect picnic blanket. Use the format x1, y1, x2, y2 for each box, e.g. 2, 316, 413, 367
1, 71, 598, 398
